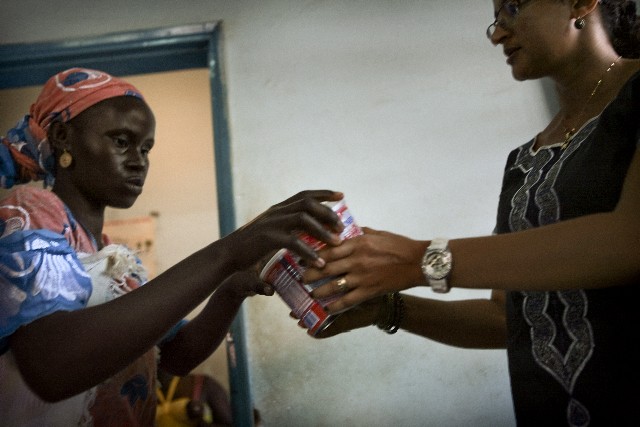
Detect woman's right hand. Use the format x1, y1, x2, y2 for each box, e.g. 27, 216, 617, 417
227, 190, 345, 270
305, 227, 427, 313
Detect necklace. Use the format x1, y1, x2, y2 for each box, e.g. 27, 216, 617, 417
560, 55, 622, 150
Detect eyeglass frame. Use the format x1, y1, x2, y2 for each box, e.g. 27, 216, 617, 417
486, 0, 527, 39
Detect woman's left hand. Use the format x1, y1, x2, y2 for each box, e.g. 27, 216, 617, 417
217, 269, 274, 301
304, 227, 428, 313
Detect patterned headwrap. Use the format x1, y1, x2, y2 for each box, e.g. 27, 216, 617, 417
0, 68, 144, 189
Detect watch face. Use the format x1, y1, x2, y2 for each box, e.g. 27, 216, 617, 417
425, 250, 452, 280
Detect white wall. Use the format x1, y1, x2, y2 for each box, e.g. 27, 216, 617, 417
1, 1, 553, 426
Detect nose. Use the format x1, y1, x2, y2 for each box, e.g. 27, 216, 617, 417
490, 22, 508, 46
125, 148, 148, 171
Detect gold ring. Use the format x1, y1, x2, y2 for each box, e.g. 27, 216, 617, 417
335, 277, 349, 293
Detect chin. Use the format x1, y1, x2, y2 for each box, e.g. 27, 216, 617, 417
509, 64, 529, 81
510, 67, 540, 82
509, 60, 546, 82
110, 199, 139, 210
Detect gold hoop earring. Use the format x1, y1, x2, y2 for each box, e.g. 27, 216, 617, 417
59, 150, 73, 168
574, 17, 586, 30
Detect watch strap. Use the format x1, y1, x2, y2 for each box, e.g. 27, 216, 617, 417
422, 238, 452, 293
429, 238, 448, 251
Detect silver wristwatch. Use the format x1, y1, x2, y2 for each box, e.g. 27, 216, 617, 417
421, 238, 452, 293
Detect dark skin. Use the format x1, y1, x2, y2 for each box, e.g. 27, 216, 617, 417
9, 96, 345, 402
306, 229, 507, 349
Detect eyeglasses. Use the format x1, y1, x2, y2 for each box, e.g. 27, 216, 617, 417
486, 0, 526, 39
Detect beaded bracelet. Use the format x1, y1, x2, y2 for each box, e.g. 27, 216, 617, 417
388, 292, 405, 334
375, 292, 405, 334
374, 293, 393, 331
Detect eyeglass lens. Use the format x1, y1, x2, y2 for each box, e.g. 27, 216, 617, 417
486, 1, 520, 39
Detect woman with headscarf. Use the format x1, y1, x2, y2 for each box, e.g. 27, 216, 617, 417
0, 68, 344, 426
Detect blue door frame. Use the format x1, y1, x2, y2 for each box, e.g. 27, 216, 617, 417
0, 23, 254, 427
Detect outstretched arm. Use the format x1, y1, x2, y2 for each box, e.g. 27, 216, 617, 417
8, 190, 344, 401
315, 290, 507, 349
308, 150, 640, 313
400, 291, 506, 349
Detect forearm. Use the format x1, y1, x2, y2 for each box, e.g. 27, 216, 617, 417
451, 210, 640, 292
10, 241, 238, 401
452, 151, 640, 292
318, 292, 507, 348
400, 293, 507, 349
159, 290, 244, 375
310, 209, 640, 316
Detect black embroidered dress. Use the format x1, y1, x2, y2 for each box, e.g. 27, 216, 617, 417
494, 71, 640, 427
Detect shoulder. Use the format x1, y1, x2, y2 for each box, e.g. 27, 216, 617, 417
600, 68, 640, 139
614, 66, 640, 107
0, 186, 65, 216
504, 139, 534, 168
0, 186, 67, 235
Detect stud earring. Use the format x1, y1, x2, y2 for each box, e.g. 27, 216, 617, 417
59, 150, 73, 168
574, 17, 586, 29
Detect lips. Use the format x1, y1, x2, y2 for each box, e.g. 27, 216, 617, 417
127, 176, 144, 185
504, 47, 520, 63
125, 176, 145, 193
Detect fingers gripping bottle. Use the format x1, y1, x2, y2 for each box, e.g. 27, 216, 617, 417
259, 199, 362, 335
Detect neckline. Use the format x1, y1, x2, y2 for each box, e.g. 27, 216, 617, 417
530, 115, 599, 154
61, 203, 101, 251
530, 62, 640, 155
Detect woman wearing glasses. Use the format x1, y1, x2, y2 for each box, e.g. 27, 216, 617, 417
305, 1, 640, 425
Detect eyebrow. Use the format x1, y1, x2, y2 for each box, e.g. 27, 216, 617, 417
494, 0, 508, 18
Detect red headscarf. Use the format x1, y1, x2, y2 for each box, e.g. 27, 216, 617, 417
1, 68, 144, 188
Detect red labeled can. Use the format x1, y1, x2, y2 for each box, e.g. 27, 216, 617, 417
259, 199, 362, 335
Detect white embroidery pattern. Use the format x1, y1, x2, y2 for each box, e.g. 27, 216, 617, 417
509, 146, 553, 231
523, 291, 593, 427
508, 125, 598, 427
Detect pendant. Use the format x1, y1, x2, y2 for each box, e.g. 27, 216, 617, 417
561, 128, 575, 150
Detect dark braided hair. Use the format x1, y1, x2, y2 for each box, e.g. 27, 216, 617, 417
599, 0, 640, 58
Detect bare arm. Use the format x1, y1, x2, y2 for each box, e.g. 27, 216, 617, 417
10, 242, 240, 401
401, 291, 506, 349
158, 270, 270, 375
9, 190, 344, 401
315, 290, 506, 349
308, 150, 640, 313
451, 148, 640, 291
